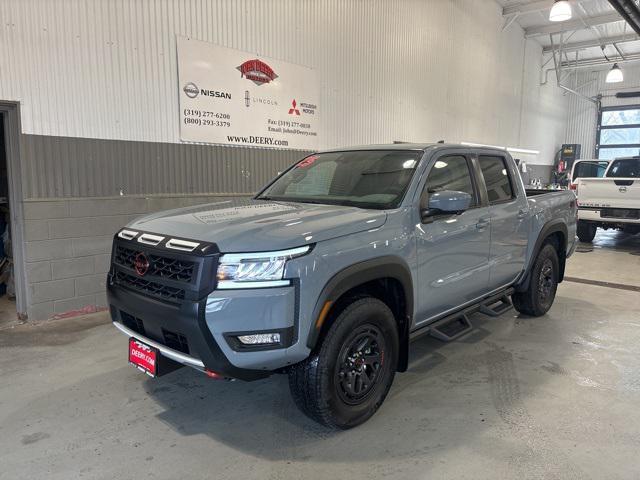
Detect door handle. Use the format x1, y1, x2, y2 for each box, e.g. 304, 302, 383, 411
517, 209, 527, 219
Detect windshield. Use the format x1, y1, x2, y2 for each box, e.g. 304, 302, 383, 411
257, 150, 422, 209
572, 161, 609, 181
607, 158, 640, 178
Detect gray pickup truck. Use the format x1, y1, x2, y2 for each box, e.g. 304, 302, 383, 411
108, 144, 577, 428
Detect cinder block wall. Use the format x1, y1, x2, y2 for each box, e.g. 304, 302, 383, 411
23, 195, 243, 320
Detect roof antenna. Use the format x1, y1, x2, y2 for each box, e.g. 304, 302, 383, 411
437, 140, 445, 144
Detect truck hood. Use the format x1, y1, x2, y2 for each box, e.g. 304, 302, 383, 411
128, 198, 387, 252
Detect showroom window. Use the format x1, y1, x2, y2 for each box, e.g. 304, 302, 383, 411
597, 106, 640, 160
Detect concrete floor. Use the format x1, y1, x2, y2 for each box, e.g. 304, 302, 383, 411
2, 230, 640, 480
0, 294, 17, 329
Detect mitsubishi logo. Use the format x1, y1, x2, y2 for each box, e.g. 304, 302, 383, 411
288, 99, 300, 115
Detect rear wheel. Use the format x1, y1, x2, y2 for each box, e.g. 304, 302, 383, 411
288, 297, 398, 429
512, 243, 559, 317
577, 220, 597, 243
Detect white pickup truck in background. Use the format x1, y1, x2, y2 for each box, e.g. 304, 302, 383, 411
577, 157, 640, 242
568, 159, 610, 191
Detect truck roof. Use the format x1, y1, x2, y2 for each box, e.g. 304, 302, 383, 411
320, 143, 509, 154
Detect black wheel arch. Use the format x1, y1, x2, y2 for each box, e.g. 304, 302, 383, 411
515, 219, 568, 293
306, 256, 414, 372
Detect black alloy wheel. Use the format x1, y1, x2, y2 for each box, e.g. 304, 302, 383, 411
288, 297, 399, 429
335, 325, 385, 405
512, 242, 559, 317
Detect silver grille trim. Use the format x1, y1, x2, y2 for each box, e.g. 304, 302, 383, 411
166, 238, 200, 252
137, 233, 165, 246
118, 229, 139, 240
116, 229, 207, 253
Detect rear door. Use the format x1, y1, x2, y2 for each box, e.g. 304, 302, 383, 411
477, 154, 529, 289
414, 153, 491, 323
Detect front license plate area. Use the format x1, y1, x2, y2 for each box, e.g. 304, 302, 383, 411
129, 338, 157, 377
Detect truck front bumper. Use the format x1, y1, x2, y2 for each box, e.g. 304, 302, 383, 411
108, 281, 299, 381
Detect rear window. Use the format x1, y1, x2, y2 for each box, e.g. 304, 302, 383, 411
572, 161, 609, 182
478, 156, 514, 204
607, 158, 640, 178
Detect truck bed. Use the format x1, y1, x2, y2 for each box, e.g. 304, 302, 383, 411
524, 188, 565, 197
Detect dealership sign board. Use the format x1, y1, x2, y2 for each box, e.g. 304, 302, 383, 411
177, 36, 320, 149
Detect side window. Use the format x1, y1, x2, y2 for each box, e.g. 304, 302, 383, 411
423, 155, 477, 207
478, 156, 514, 204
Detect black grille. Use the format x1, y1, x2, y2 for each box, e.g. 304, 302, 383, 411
162, 329, 190, 354
114, 271, 185, 303
121, 311, 146, 336
114, 245, 196, 282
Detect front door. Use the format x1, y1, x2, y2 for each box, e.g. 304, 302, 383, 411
415, 154, 491, 324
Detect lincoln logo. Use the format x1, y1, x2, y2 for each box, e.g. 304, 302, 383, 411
134, 253, 150, 276
237, 59, 277, 85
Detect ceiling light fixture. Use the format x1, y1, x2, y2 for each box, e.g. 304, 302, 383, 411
606, 63, 624, 83
549, 0, 572, 22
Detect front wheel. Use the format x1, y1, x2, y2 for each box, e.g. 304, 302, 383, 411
577, 220, 597, 243
512, 243, 559, 317
288, 297, 399, 429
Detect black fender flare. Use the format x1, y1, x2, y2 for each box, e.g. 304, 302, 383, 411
515, 219, 568, 292
305, 256, 414, 371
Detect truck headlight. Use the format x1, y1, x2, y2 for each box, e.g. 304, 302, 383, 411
216, 246, 310, 289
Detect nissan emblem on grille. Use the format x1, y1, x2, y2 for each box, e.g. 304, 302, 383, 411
134, 252, 150, 276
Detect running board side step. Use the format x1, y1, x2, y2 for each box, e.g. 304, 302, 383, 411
428, 314, 473, 341
478, 295, 513, 317
410, 288, 515, 343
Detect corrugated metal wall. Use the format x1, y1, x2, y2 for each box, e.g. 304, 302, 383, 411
2, 2, 566, 144
565, 66, 640, 158
1, 0, 570, 198
21, 135, 304, 197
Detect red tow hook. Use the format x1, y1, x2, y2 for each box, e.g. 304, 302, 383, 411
205, 369, 224, 379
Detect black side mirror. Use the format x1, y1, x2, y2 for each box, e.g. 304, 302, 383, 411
421, 190, 472, 222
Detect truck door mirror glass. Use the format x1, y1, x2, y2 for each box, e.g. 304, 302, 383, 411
422, 190, 472, 221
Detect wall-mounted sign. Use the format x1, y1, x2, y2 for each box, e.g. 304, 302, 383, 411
177, 36, 320, 150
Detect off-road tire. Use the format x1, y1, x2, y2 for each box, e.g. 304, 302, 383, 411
288, 297, 399, 429
577, 221, 597, 243
512, 242, 559, 317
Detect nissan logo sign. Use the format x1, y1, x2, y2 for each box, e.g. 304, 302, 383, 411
134, 252, 150, 276
183, 82, 199, 98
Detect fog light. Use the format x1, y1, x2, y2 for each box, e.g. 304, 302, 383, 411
237, 333, 281, 345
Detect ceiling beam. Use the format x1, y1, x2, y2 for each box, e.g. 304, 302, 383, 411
503, 0, 554, 16
541, 33, 639, 53
525, 11, 623, 36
